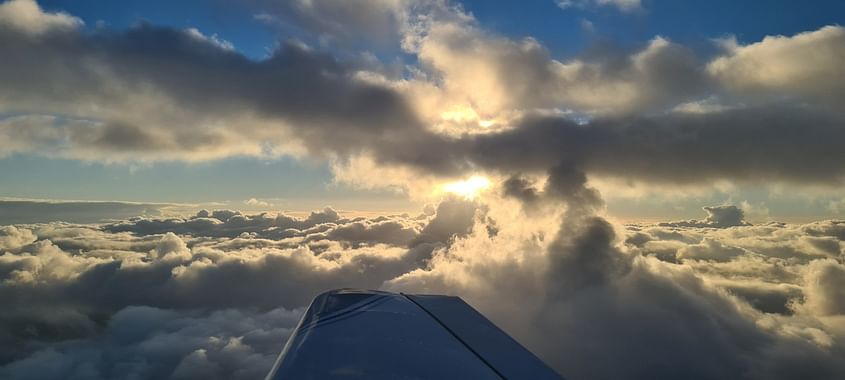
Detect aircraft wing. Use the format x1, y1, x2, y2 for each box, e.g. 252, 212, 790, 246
265, 289, 563, 380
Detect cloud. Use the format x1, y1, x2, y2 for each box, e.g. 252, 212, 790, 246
410, 23, 706, 119
102, 208, 346, 239
0, 5, 426, 163
244, 198, 271, 207
183, 27, 235, 51
802, 259, 845, 316
0, 201, 484, 373
1, 195, 845, 378
386, 195, 845, 379
249, 0, 409, 47
0, 226, 36, 252
437, 106, 845, 186
677, 237, 747, 262
412, 198, 481, 245
556, 0, 642, 12
321, 217, 422, 247
803, 220, 845, 240
709, 26, 845, 103
2, 306, 302, 380
0, 199, 182, 225
3, 2, 845, 202
0, 0, 81, 36
661, 205, 751, 228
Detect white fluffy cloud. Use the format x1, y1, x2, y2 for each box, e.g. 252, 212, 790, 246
0, 0, 80, 35
0, 226, 36, 252
709, 26, 845, 103
2, 194, 845, 379
0, 199, 483, 377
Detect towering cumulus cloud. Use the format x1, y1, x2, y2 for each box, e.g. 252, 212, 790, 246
2, 0, 845, 379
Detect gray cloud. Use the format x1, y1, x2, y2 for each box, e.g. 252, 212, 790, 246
415, 106, 845, 186
320, 217, 422, 247
677, 237, 747, 262
661, 205, 751, 228
2, 2, 845, 194
1, 198, 845, 379
389, 193, 845, 379
2, 306, 302, 380
412, 198, 481, 245
0, 201, 478, 370
803, 220, 845, 241
0, 199, 177, 225
0, 1, 427, 162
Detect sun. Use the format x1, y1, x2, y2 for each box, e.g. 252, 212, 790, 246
440, 175, 491, 199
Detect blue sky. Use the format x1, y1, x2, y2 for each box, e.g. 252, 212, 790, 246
3, 0, 845, 219
37, 0, 845, 58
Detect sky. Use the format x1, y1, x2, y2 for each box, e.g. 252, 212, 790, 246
0, 0, 844, 220
2, 1, 845, 379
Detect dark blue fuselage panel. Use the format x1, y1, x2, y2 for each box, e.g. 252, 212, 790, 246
266, 289, 563, 380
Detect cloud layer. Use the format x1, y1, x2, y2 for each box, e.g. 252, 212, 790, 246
1, 195, 845, 379
2, 0, 845, 195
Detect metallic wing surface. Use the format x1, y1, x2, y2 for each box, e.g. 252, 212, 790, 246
265, 289, 563, 380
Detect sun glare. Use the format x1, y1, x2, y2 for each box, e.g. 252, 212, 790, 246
441, 175, 490, 199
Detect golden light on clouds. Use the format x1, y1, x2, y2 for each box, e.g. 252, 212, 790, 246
439, 175, 491, 199
439, 106, 480, 123
437, 105, 496, 130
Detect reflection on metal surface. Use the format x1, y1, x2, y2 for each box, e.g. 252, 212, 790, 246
266, 289, 564, 380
